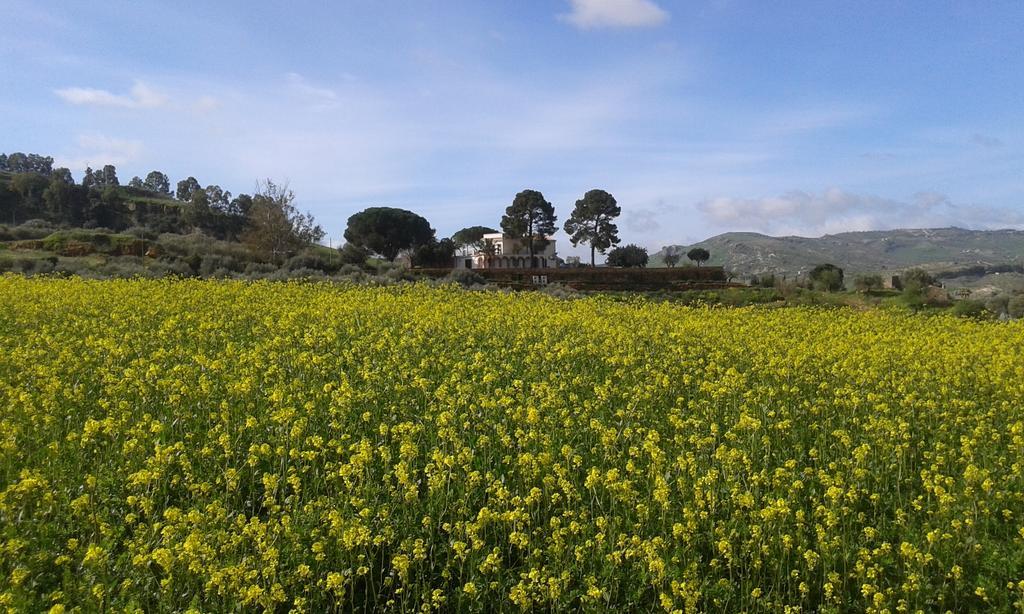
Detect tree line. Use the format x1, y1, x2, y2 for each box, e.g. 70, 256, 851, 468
0, 151, 322, 263
342, 187, 682, 269
3, 151, 711, 269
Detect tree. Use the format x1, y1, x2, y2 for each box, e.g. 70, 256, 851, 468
563, 189, 621, 266
687, 247, 710, 267
91, 187, 129, 229
6, 153, 28, 174
344, 207, 435, 261
606, 244, 648, 267
411, 238, 456, 268
451, 226, 498, 255
501, 189, 557, 269
662, 247, 681, 267
99, 164, 119, 187
81, 167, 97, 190
11, 173, 50, 208
128, 176, 145, 189
338, 242, 370, 266
144, 171, 171, 196
241, 180, 324, 262
52, 168, 74, 185
2, 152, 52, 175
221, 194, 253, 241
853, 274, 883, 292
809, 263, 844, 291
204, 184, 231, 210
901, 268, 936, 291
43, 176, 74, 222
184, 187, 214, 231
176, 176, 201, 201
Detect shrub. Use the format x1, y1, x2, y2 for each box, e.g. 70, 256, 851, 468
1008, 295, 1024, 319
985, 296, 1009, 316
606, 244, 648, 267
853, 274, 884, 292
950, 299, 987, 319
285, 251, 342, 274
447, 269, 486, 287
809, 264, 845, 292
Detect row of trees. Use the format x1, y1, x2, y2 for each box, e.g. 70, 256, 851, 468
2, 152, 326, 264
4, 152, 711, 270
339, 188, 628, 269
339, 189, 720, 270
661, 247, 710, 268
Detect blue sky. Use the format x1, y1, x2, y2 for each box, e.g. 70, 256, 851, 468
2, 0, 1022, 254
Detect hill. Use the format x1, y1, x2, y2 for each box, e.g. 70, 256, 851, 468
654, 228, 1024, 283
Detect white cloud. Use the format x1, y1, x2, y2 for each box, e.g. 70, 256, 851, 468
696, 188, 1024, 237
54, 80, 167, 109
560, 0, 669, 29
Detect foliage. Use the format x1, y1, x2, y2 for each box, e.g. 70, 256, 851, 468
662, 248, 681, 268
501, 189, 557, 268
240, 180, 324, 263
176, 177, 201, 202
563, 189, 621, 266
853, 273, 884, 292
344, 207, 435, 262
338, 242, 371, 266
1009, 295, 1024, 319
447, 268, 487, 287
410, 238, 456, 268
0, 152, 54, 175
606, 243, 648, 267
451, 226, 498, 255
809, 263, 844, 292
950, 299, 987, 319
901, 268, 936, 291
1, 279, 1024, 611
686, 247, 710, 267
144, 171, 172, 196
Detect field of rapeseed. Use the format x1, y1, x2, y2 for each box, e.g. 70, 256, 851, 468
1, 277, 1023, 612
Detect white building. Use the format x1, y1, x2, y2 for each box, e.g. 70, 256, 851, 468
454, 233, 558, 269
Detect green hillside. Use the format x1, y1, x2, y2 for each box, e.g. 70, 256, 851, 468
654, 228, 1024, 283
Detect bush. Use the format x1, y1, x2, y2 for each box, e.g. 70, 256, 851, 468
338, 243, 370, 266
285, 252, 342, 274
950, 299, 987, 319
809, 264, 844, 292
1008, 295, 1024, 319
383, 267, 416, 283
985, 296, 1009, 316
125, 226, 159, 240
0, 221, 59, 241
244, 262, 278, 276
266, 267, 328, 281
606, 244, 648, 267
199, 255, 245, 277
537, 283, 577, 299
447, 269, 486, 287
853, 274, 883, 293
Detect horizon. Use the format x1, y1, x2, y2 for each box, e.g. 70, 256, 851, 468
3, 0, 1023, 257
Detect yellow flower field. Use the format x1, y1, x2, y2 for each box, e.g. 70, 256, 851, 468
1, 277, 1023, 612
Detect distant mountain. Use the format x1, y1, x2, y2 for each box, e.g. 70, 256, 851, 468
653, 227, 1024, 279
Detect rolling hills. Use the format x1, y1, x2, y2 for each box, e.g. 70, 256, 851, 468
654, 228, 1024, 285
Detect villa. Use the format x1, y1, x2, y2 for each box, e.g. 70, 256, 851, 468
455, 233, 558, 269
